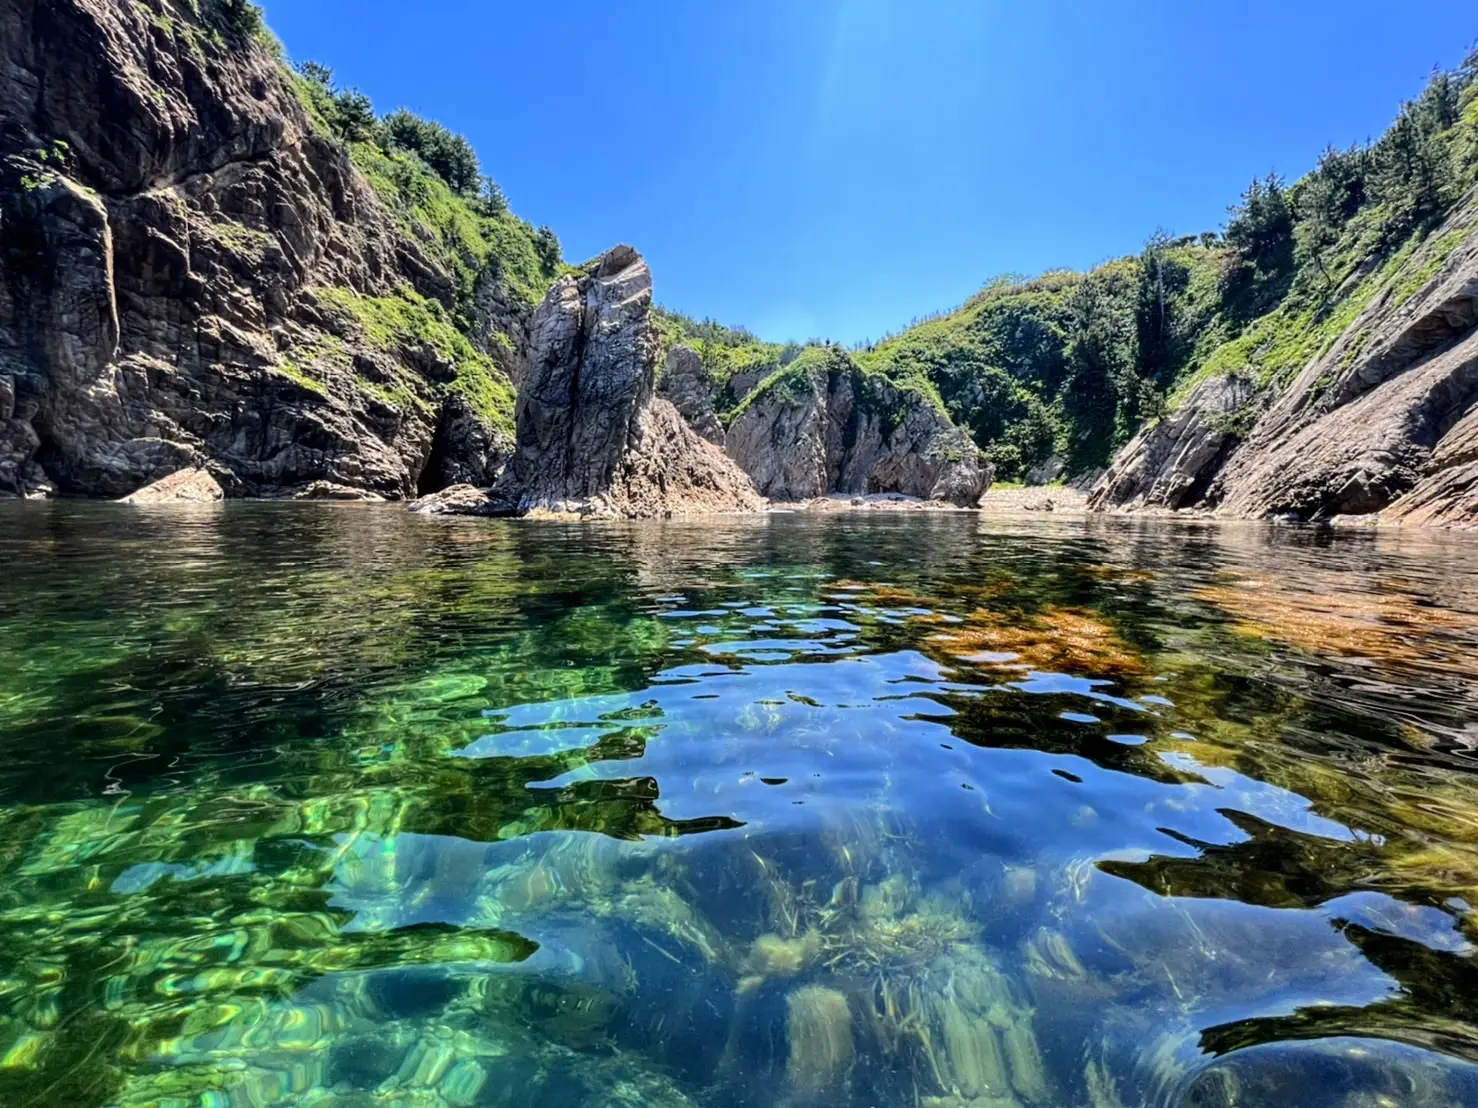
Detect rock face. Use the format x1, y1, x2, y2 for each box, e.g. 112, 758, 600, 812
0, 0, 516, 501
723, 349, 992, 506
1090, 373, 1256, 512
1093, 195, 1478, 527
658, 345, 725, 445
500, 247, 761, 517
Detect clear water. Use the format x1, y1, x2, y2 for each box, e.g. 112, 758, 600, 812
2, 504, 1478, 1107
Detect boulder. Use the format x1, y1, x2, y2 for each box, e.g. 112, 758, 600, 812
119, 467, 224, 504
408, 483, 508, 517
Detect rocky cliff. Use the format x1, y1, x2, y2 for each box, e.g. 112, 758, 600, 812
0, 0, 547, 500
0, 0, 962, 514
659, 343, 992, 507
1091, 191, 1478, 527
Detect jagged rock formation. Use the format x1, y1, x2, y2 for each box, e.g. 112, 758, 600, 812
415, 247, 763, 518
720, 348, 992, 506
503, 247, 760, 516
0, 0, 520, 501
1093, 193, 1478, 527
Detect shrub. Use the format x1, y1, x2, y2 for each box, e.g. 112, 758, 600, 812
533, 226, 562, 273
215, 0, 262, 41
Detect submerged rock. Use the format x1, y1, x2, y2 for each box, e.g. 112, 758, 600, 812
785, 985, 855, 1097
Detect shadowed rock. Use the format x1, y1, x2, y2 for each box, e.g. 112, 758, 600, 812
0, 0, 520, 501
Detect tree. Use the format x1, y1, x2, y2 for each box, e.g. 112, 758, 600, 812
533, 226, 562, 273
330, 91, 376, 143
1369, 77, 1460, 242
1062, 269, 1142, 465
478, 176, 508, 215
1221, 174, 1295, 323
1292, 146, 1366, 291
383, 110, 482, 195
296, 61, 334, 88
215, 0, 262, 40
1135, 231, 1194, 387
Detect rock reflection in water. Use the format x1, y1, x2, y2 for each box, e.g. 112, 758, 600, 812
0, 505, 1476, 1105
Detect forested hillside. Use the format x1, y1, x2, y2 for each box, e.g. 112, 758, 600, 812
864, 53, 1478, 480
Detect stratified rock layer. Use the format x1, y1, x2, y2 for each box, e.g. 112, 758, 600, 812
1090, 373, 1256, 512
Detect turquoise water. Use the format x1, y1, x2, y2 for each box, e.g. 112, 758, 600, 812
2, 504, 1478, 1106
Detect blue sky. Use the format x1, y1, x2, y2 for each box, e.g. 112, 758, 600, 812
264, 0, 1474, 344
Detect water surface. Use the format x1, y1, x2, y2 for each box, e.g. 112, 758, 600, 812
2, 505, 1478, 1107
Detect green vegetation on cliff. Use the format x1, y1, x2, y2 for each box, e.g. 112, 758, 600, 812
290, 62, 562, 317
657, 311, 948, 434
279, 61, 566, 433
315, 287, 516, 432
848, 50, 1478, 480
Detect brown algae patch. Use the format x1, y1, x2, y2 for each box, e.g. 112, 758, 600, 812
827, 581, 1147, 679
932, 607, 1148, 679
1195, 573, 1477, 671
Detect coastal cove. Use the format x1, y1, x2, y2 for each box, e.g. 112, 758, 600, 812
2, 1, 1476, 527
5, 2, 1478, 1106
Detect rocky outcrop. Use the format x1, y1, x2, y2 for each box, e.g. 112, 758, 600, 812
0, 0, 515, 501
1383, 402, 1478, 527
119, 466, 224, 503
723, 349, 992, 506
408, 482, 504, 517
496, 247, 760, 517
1090, 373, 1256, 512
1093, 193, 1478, 526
